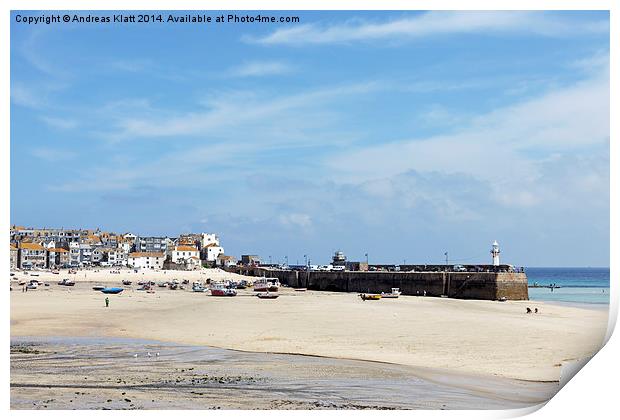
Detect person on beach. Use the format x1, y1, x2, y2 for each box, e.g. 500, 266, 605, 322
105, 297, 109, 308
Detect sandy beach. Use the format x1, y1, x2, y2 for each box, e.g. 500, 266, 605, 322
10, 268, 608, 385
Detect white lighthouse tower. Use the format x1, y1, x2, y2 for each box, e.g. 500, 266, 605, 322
491, 240, 500, 266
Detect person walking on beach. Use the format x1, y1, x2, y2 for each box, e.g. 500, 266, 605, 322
105, 297, 109, 308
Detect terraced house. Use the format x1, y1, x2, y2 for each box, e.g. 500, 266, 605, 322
18, 242, 47, 269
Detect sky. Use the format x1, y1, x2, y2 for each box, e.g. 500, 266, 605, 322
10, 10, 610, 267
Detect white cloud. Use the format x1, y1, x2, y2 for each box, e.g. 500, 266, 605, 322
249, 11, 608, 45
279, 213, 312, 229
230, 61, 292, 77
324, 59, 609, 211
40, 116, 78, 130
31, 148, 76, 162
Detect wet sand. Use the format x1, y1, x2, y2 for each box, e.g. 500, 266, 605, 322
10, 337, 558, 410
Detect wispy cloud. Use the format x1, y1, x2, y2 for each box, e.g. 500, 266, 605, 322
96, 81, 381, 142
39, 116, 78, 130
31, 147, 77, 162
230, 60, 292, 77
249, 11, 608, 45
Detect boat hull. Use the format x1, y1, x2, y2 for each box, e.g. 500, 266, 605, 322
101, 288, 123, 294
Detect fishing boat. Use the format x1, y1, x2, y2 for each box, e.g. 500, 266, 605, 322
359, 293, 381, 301
210, 283, 237, 297
381, 288, 401, 298
294, 288, 307, 292
101, 287, 123, 294
253, 277, 280, 292
257, 292, 279, 299
122, 280, 132, 286
92, 285, 106, 291
158, 282, 168, 288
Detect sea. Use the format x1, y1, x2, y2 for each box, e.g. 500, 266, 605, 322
526, 267, 610, 306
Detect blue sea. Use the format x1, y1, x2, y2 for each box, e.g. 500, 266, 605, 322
526, 267, 610, 305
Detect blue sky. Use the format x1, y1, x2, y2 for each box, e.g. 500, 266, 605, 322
10, 10, 610, 266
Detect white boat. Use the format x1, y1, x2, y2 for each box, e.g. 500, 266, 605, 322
253, 277, 280, 292
381, 288, 401, 298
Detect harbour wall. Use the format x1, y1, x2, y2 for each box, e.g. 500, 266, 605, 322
228, 267, 529, 301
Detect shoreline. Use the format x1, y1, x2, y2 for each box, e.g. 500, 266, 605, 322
10, 335, 559, 409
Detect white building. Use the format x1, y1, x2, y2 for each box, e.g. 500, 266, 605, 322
170, 245, 200, 264
128, 252, 165, 269
201, 233, 220, 247
203, 244, 224, 262
108, 249, 128, 266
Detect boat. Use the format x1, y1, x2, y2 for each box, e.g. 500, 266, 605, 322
122, 280, 132, 286
30, 273, 40, 277
18, 280, 26, 286
359, 293, 381, 301
294, 288, 307, 292
169, 283, 178, 290
101, 287, 123, 294
158, 282, 168, 288
192, 284, 206, 293
44, 283, 50, 287
92, 285, 106, 291
210, 283, 237, 297
253, 277, 280, 292
381, 288, 401, 298
236, 281, 247, 289
58, 279, 75, 286
257, 292, 279, 299
26, 283, 38, 290
51, 271, 60, 275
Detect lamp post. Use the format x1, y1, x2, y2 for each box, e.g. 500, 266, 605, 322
304, 254, 308, 267
365, 253, 368, 264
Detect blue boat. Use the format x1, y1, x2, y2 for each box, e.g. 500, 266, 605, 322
101, 287, 124, 294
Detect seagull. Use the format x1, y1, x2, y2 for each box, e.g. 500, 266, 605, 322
133, 354, 138, 358
156, 352, 160, 357
147, 352, 152, 357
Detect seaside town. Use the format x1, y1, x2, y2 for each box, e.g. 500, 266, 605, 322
10, 225, 233, 271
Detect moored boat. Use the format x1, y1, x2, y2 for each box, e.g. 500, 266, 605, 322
101, 287, 123, 294
122, 280, 132, 286
58, 279, 75, 286
92, 285, 106, 291
359, 293, 381, 301
253, 277, 280, 292
257, 292, 279, 299
210, 283, 237, 296
381, 288, 401, 298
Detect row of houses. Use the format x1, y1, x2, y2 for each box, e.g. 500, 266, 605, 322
9, 226, 236, 270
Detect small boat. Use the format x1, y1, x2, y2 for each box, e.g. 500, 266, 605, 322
101, 287, 123, 294
253, 277, 280, 292
92, 285, 106, 291
236, 281, 247, 289
381, 288, 401, 298
257, 292, 279, 299
44, 283, 50, 287
294, 288, 307, 292
18, 280, 26, 286
122, 280, 132, 286
158, 282, 168, 288
26, 283, 38, 290
210, 283, 237, 296
192, 285, 206, 293
30, 273, 40, 277
169, 283, 178, 290
359, 293, 381, 301
58, 279, 75, 286
498, 296, 507, 302
51, 271, 60, 275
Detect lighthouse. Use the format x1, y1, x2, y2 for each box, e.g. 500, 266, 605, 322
491, 241, 500, 266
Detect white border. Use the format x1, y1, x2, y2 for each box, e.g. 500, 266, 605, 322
2, 1, 616, 420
